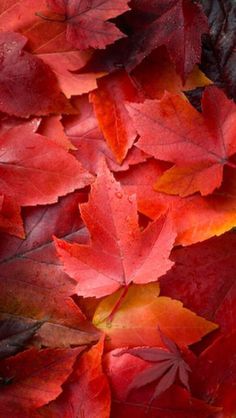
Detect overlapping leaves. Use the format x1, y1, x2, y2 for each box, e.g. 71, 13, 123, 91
0, 0, 235, 417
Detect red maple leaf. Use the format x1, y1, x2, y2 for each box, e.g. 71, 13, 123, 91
55, 162, 176, 298
46, 0, 129, 49
0, 123, 93, 207
127, 86, 236, 196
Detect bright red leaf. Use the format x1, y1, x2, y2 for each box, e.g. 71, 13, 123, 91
0, 124, 93, 207
0, 347, 83, 417
55, 163, 176, 297
127, 86, 236, 196
46, 0, 129, 50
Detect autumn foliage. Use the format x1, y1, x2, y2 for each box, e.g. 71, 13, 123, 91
0, 0, 235, 417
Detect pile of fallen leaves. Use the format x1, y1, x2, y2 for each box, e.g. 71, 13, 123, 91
0, 0, 235, 417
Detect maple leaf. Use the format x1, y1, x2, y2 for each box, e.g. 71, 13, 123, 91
0, 347, 84, 417
93, 282, 218, 350
0, 32, 73, 117
0, 318, 42, 360
36, 337, 111, 418
46, 0, 129, 50
160, 231, 236, 335
127, 0, 208, 79
79, 0, 208, 79
118, 159, 236, 245
0, 192, 100, 348
54, 162, 176, 298
104, 349, 221, 418
0, 123, 93, 207
90, 70, 141, 163
126, 86, 236, 197
0, 1, 103, 98
63, 95, 147, 174
116, 331, 191, 402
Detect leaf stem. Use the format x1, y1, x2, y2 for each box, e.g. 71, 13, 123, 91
107, 285, 130, 323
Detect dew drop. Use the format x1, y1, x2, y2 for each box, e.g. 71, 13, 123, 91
128, 195, 134, 203
115, 191, 123, 199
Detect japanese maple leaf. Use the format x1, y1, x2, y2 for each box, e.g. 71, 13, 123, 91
0, 32, 72, 117
0, 123, 93, 207
0, 347, 84, 417
46, 0, 129, 50
104, 349, 221, 418
54, 163, 176, 298
117, 331, 191, 402
127, 86, 236, 197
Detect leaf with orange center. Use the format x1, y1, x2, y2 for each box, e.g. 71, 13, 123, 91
117, 159, 236, 245
36, 338, 111, 418
55, 163, 176, 298
93, 283, 217, 350
90, 70, 141, 163
0, 347, 84, 417
127, 86, 236, 196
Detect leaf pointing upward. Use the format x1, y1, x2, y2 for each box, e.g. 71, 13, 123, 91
55, 163, 176, 298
